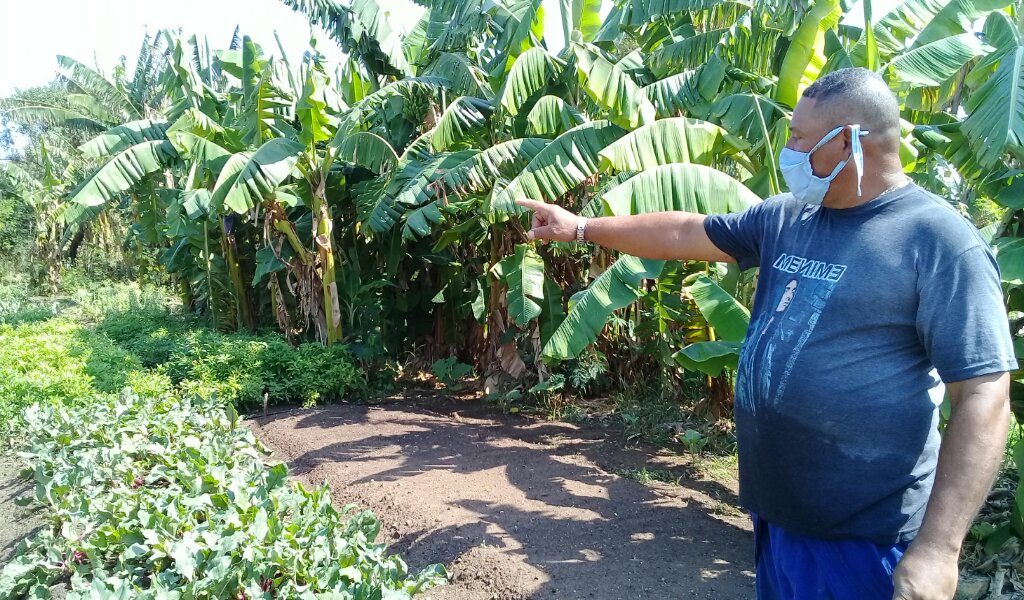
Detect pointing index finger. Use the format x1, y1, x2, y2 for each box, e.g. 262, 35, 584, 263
515, 198, 546, 213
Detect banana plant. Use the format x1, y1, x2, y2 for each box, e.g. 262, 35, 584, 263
8, 0, 1024, 422
0, 142, 68, 294
674, 274, 750, 376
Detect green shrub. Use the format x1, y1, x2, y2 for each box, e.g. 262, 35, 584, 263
162, 330, 364, 409
0, 392, 446, 597
1, 295, 366, 443
0, 320, 97, 422
430, 356, 474, 388
0, 272, 29, 305
0, 273, 42, 322
97, 308, 192, 367
1, 278, 175, 327
97, 304, 366, 409
0, 318, 166, 439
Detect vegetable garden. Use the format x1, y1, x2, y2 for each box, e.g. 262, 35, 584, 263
1, 0, 1024, 596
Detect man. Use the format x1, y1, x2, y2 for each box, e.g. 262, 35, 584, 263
516, 68, 1016, 600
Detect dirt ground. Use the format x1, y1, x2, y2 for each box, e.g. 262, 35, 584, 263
0, 454, 42, 565
248, 397, 756, 600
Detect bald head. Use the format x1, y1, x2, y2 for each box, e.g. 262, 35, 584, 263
786, 68, 908, 208
800, 68, 901, 151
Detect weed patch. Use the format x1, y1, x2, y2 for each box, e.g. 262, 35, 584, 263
617, 467, 680, 486
0, 281, 366, 441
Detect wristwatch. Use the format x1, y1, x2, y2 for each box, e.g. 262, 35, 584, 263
576, 217, 588, 242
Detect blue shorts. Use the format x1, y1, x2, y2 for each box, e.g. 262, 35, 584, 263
753, 513, 909, 600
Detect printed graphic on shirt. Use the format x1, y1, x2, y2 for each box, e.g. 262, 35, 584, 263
737, 253, 849, 413
771, 253, 847, 283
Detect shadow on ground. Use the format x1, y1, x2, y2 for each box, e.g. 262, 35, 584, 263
249, 398, 755, 600
0, 455, 42, 565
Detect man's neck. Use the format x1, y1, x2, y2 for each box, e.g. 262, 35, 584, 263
823, 170, 908, 210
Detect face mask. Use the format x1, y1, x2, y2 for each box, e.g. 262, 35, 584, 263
779, 125, 868, 206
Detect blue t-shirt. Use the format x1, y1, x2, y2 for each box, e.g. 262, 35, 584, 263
704, 183, 1017, 544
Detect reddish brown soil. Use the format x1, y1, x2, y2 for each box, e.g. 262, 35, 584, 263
247, 397, 756, 600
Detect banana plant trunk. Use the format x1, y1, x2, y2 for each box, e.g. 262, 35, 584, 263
269, 272, 294, 344
704, 326, 734, 418
179, 277, 195, 313
484, 224, 506, 373
312, 188, 343, 345
221, 217, 255, 331
37, 219, 61, 296
202, 221, 219, 331
268, 202, 312, 265
707, 373, 735, 419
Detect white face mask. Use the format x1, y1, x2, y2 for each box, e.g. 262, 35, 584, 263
779, 125, 868, 206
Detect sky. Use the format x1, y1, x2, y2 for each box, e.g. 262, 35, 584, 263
0, 0, 570, 97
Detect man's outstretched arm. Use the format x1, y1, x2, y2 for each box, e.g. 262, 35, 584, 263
515, 199, 734, 263
893, 371, 1011, 600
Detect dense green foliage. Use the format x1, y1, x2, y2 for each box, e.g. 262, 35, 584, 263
99, 311, 363, 408
0, 318, 154, 435
1, 393, 445, 598
4, 0, 1023, 415
7, 0, 1022, 421
0, 279, 436, 597
0, 277, 364, 440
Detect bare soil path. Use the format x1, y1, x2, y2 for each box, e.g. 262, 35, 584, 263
0, 454, 41, 566
248, 397, 756, 600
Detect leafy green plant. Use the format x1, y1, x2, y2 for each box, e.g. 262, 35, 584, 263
67, 280, 173, 323
967, 431, 1024, 556
430, 356, 474, 389
97, 308, 192, 367
673, 274, 750, 377
564, 350, 610, 396
1, 296, 367, 445
676, 428, 709, 454
0, 392, 446, 598
0, 273, 33, 318
158, 329, 365, 409
0, 317, 163, 442
484, 388, 526, 413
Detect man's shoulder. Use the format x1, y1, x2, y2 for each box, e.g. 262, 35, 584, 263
746, 192, 803, 219
763, 192, 800, 208
896, 185, 987, 253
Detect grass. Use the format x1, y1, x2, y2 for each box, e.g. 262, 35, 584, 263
616, 464, 744, 519
617, 467, 680, 485
615, 458, 739, 491
693, 453, 739, 482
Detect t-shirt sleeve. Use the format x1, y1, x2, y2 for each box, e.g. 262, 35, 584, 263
916, 244, 1018, 382
703, 202, 768, 271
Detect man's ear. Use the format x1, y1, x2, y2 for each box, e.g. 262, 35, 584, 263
842, 126, 854, 152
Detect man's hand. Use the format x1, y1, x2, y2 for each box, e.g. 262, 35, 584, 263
891, 542, 959, 599
514, 198, 735, 262
515, 199, 579, 242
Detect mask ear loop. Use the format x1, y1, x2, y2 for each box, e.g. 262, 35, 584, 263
808, 126, 845, 154
850, 125, 869, 196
